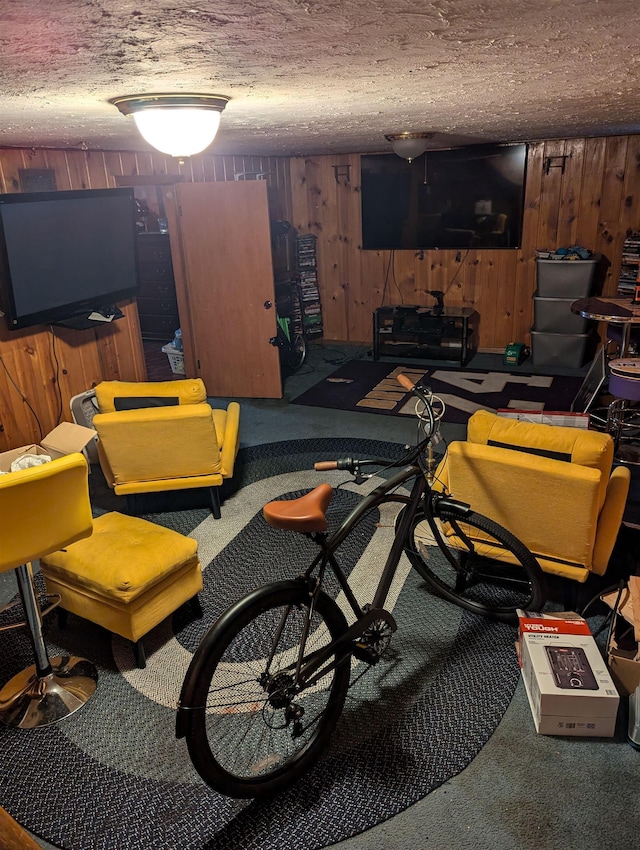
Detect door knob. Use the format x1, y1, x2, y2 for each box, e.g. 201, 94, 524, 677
264, 300, 272, 309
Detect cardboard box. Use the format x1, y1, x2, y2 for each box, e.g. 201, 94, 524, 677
602, 578, 640, 698
518, 610, 620, 737
0, 422, 97, 473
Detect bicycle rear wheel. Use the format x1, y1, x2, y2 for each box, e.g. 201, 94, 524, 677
403, 507, 546, 622
179, 580, 350, 798
285, 331, 307, 370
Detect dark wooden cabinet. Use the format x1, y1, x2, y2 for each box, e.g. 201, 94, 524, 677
136, 233, 180, 341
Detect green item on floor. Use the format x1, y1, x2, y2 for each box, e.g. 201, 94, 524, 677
504, 342, 528, 365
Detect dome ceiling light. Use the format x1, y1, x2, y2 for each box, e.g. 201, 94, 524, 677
385, 132, 434, 163
109, 93, 231, 158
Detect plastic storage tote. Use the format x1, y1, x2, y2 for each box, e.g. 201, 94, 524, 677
530, 330, 591, 368
535, 256, 600, 298
533, 295, 591, 334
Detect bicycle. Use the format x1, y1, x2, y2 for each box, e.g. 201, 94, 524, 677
176, 374, 546, 798
272, 281, 307, 372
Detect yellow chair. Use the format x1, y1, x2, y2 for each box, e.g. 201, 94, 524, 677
486, 212, 508, 246
92, 379, 240, 518
40, 511, 203, 669
0, 453, 97, 728
435, 410, 631, 590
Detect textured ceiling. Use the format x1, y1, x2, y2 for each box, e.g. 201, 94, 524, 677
1, 0, 639, 157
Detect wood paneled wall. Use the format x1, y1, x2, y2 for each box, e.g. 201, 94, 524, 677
0, 134, 638, 448
289, 136, 640, 349
0, 148, 291, 450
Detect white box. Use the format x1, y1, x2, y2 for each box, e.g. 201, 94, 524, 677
497, 409, 590, 429
518, 610, 620, 737
0, 422, 97, 473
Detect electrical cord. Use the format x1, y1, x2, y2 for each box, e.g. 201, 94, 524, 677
0, 353, 44, 441
579, 579, 626, 642
49, 326, 64, 425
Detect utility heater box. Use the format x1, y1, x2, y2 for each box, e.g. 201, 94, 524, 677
518, 610, 619, 737
0, 422, 97, 474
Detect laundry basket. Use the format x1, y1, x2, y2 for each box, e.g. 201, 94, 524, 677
161, 343, 186, 375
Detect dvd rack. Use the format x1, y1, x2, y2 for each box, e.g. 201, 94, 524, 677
617, 233, 640, 296
295, 234, 323, 338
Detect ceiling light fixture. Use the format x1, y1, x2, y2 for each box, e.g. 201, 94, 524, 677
109, 93, 231, 158
385, 132, 434, 163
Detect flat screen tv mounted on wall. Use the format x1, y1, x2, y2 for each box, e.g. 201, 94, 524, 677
361, 143, 527, 251
0, 187, 140, 331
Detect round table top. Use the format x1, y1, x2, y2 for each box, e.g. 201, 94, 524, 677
570, 296, 640, 323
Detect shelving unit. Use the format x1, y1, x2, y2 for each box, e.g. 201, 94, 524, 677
135, 232, 180, 341
296, 234, 323, 339
617, 233, 640, 296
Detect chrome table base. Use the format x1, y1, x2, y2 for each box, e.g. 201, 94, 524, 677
0, 655, 98, 728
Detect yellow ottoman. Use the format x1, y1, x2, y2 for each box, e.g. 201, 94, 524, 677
39, 511, 203, 668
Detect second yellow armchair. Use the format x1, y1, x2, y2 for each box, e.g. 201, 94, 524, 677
92, 379, 240, 518
435, 410, 630, 587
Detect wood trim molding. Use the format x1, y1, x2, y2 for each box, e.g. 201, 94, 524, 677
0, 806, 41, 850
114, 174, 185, 186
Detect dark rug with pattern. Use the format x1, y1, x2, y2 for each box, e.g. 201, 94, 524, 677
0, 439, 522, 850
292, 360, 585, 424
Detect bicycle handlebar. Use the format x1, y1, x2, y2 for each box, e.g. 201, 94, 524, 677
314, 460, 342, 471
396, 373, 416, 392
313, 457, 393, 473
313, 374, 441, 476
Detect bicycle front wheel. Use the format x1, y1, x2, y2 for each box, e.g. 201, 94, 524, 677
180, 580, 350, 798
403, 507, 546, 622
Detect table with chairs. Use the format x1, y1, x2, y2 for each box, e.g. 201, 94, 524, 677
571, 296, 640, 461
571, 295, 640, 360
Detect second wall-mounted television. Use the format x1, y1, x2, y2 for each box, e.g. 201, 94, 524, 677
0, 187, 140, 331
361, 143, 527, 251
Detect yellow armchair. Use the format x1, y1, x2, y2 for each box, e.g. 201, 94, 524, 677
92, 379, 240, 518
436, 410, 630, 586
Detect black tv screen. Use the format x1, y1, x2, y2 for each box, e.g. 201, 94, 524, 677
361, 143, 527, 251
0, 187, 139, 330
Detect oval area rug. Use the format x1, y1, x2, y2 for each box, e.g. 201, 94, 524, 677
0, 438, 521, 850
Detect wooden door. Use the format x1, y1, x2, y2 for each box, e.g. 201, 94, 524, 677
164, 181, 282, 398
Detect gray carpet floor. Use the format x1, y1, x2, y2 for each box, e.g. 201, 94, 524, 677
3, 343, 639, 849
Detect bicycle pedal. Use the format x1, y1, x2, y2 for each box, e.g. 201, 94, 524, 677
351, 641, 381, 664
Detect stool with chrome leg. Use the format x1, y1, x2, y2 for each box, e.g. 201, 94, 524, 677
605, 323, 640, 358
0, 453, 97, 728
606, 358, 640, 464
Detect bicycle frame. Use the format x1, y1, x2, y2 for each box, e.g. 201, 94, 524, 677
283, 459, 471, 691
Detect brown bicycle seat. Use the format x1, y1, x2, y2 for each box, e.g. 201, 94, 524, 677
263, 483, 334, 532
